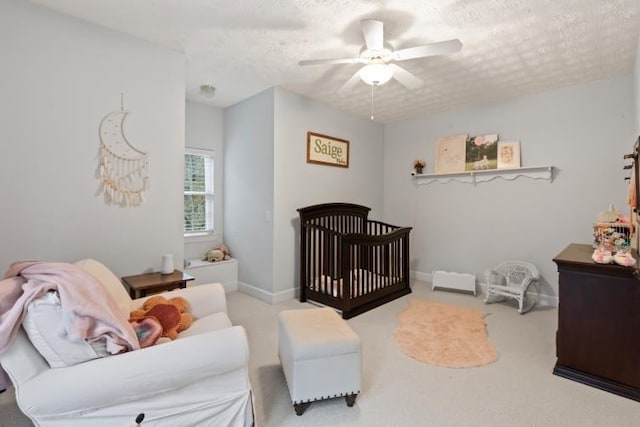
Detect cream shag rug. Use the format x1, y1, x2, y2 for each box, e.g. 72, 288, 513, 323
393, 299, 498, 368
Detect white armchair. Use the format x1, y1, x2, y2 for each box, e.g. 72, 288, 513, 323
0, 259, 254, 427
482, 260, 540, 314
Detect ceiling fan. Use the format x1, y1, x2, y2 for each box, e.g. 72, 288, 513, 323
299, 19, 462, 92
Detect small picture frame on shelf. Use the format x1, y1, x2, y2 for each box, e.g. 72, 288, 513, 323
497, 141, 521, 169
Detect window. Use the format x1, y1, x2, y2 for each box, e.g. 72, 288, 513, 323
184, 148, 214, 235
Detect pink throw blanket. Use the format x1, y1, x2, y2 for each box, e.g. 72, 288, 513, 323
0, 261, 140, 356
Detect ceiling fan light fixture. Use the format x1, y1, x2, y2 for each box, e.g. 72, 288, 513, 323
359, 63, 393, 86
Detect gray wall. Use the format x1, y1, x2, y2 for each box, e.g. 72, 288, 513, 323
223, 89, 275, 295
222, 88, 383, 302
0, 0, 185, 276
272, 88, 384, 298
184, 101, 225, 261
383, 75, 634, 302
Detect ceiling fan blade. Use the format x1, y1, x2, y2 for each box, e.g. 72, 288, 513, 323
361, 19, 384, 51
299, 57, 363, 66
390, 64, 423, 90
392, 39, 462, 61
338, 69, 363, 94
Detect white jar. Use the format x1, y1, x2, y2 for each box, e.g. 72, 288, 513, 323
160, 254, 174, 274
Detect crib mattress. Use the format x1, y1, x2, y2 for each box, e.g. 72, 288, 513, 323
310, 269, 401, 297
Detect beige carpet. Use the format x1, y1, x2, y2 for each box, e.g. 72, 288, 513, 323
393, 298, 498, 368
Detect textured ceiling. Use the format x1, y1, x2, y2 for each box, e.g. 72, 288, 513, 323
30, 0, 640, 123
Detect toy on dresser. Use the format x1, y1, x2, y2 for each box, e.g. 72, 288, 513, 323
592, 205, 636, 266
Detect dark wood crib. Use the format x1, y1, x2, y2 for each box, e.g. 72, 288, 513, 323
297, 203, 412, 319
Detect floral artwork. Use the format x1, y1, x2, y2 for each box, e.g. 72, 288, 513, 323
465, 134, 498, 171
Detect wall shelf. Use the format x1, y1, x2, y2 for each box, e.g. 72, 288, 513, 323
411, 166, 553, 186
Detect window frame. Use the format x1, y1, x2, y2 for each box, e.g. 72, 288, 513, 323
184, 147, 215, 237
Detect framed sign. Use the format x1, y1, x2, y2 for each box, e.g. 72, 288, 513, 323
307, 132, 349, 168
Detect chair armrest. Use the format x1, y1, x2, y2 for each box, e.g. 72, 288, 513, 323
130, 282, 227, 317
483, 269, 505, 286
19, 325, 249, 415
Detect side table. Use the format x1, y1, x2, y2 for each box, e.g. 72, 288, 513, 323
121, 270, 195, 299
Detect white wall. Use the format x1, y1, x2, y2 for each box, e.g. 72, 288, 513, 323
184, 101, 224, 261
383, 76, 634, 302
0, 0, 185, 276
272, 88, 384, 298
223, 89, 275, 294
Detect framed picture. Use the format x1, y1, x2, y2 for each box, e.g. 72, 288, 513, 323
307, 132, 349, 168
465, 134, 498, 171
434, 133, 467, 173
497, 141, 521, 169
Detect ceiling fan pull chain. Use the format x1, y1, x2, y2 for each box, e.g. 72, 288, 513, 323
370, 84, 374, 120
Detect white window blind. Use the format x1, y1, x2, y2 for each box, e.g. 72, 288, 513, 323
184, 148, 214, 235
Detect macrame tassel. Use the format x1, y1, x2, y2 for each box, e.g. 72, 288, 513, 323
99, 142, 148, 207
99, 109, 149, 207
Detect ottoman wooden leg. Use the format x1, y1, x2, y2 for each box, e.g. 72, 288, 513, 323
294, 402, 310, 416
345, 393, 358, 407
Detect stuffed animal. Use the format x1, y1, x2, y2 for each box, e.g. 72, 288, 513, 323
128, 317, 163, 348
130, 295, 194, 340
205, 249, 224, 262
613, 250, 637, 267
591, 248, 613, 264
204, 244, 231, 262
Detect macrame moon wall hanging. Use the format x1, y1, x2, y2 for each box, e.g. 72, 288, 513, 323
99, 104, 149, 207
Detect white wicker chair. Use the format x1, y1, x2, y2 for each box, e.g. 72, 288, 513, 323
482, 260, 540, 314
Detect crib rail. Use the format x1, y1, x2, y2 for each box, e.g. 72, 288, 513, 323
342, 224, 411, 314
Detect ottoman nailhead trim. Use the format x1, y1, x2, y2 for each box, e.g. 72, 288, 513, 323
293, 390, 360, 404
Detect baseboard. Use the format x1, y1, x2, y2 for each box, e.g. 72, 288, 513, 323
531, 291, 558, 307
411, 270, 432, 283
237, 281, 295, 304
411, 269, 558, 307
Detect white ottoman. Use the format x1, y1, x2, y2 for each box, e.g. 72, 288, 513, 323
278, 307, 362, 415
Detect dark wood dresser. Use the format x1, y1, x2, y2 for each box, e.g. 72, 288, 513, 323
553, 243, 640, 401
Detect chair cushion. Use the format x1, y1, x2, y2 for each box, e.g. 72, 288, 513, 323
22, 291, 110, 368
74, 259, 132, 318
176, 312, 232, 340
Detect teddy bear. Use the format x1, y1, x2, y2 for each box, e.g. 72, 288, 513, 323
129, 295, 194, 341
204, 243, 231, 262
